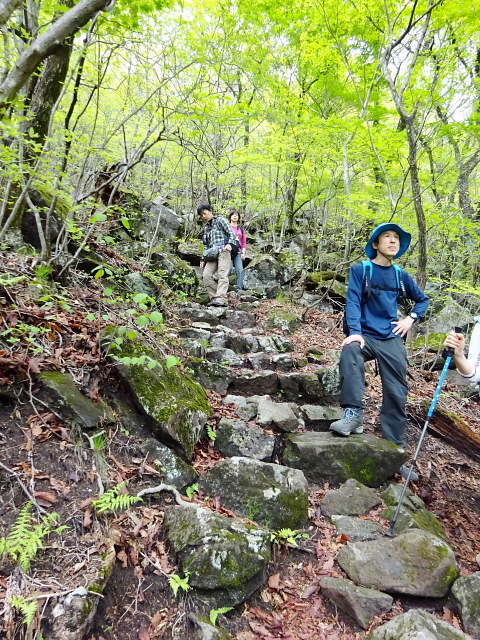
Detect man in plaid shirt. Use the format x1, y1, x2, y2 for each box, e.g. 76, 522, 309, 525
198, 203, 238, 307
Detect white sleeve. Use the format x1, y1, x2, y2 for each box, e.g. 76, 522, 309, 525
459, 365, 480, 383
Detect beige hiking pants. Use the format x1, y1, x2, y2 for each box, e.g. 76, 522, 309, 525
203, 250, 232, 302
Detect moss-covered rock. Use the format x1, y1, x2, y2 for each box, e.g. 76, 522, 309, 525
380, 505, 450, 543
164, 505, 270, 605
201, 457, 308, 530
265, 307, 301, 335
104, 329, 210, 460
367, 608, 471, 640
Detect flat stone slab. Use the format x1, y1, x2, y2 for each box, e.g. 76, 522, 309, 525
140, 439, 197, 491
321, 478, 381, 518
337, 529, 459, 597
283, 432, 409, 487
256, 397, 301, 432
301, 405, 343, 430
201, 457, 308, 530
366, 609, 472, 640
331, 515, 385, 542
222, 395, 258, 421
320, 577, 393, 629
38, 371, 115, 430
205, 347, 244, 367
186, 358, 235, 395
228, 370, 278, 396
215, 418, 275, 461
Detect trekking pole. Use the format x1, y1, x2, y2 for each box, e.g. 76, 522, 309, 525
386, 325, 463, 537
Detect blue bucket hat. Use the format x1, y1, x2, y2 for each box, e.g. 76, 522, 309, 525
365, 223, 411, 259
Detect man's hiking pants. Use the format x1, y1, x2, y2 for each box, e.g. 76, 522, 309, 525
203, 250, 232, 303
339, 335, 408, 448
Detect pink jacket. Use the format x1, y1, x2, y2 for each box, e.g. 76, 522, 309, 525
231, 225, 247, 252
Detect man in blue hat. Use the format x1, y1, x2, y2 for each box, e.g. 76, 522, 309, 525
330, 223, 430, 478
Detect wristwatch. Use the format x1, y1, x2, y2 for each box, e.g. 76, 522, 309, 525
409, 312, 419, 322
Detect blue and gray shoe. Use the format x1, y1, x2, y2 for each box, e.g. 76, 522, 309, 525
329, 407, 364, 436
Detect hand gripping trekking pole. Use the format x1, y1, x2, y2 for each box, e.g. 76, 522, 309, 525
386, 326, 463, 537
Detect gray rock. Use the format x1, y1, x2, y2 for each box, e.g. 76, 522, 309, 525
126, 198, 183, 241
256, 397, 301, 432
221, 395, 258, 421
150, 252, 197, 293
320, 577, 393, 629
182, 339, 205, 358
246, 352, 271, 370
257, 336, 280, 354
225, 333, 259, 354
451, 571, 480, 639
201, 457, 308, 530
279, 369, 339, 403
331, 516, 385, 542
189, 614, 234, 640
271, 335, 294, 352
210, 332, 227, 348
205, 347, 244, 367
220, 310, 256, 331
380, 504, 449, 542
283, 432, 408, 487
265, 308, 301, 335
366, 608, 471, 640
38, 371, 115, 431
124, 272, 160, 301
216, 418, 275, 461
186, 358, 235, 395
178, 327, 211, 342
321, 479, 381, 518
177, 308, 220, 326
271, 354, 294, 372
243, 256, 293, 290
316, 366, 341, 403
381, 483, 425, 511
229, 370, 278, 396
301, 405, 343, 430
164, 505, 270, 605
337, 530, 459, 597
140, 439, 197, 490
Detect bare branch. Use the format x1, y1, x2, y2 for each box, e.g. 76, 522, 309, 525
0, 0, 22, 28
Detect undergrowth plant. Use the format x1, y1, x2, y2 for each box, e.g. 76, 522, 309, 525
270, 528, 310, 547
168, 571, 190, 597
0, 502, 67, 571
92, 480, 143, 514
209, 606, 233, 626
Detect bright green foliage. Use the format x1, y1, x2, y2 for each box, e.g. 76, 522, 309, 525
270, 528, 310, 547
11, 596, 38, 627
92, 481, 143, 514
185, 482, 200, 500
0, 503, 67, 571
209, 606, 234, 626
206, 423, 217, 442
168, 571, 190, 597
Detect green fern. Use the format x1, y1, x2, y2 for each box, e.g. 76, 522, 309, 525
209, 606, 233, 626
92, 480, 143, 514
206, 423, 217, 442
0, 503, 67, 571
185, 482, 199, 500
168, 572, 190, 597
11, 595, 38, 627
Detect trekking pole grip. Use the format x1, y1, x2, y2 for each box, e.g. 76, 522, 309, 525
444, 326, 464, 358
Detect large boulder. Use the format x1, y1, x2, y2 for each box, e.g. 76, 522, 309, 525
201, 457, 308, 530
283, 432, 408, 487
321, 479, 381, 518
215, 418, 276, 461
243, 256, 293, 294
320, 577, 393, 630
205, 348, 244, 367
103, 330, 209, 460
150, 252, 198, 293
122, 196, 183, 241
366, 609, 472, 640
451, 572, 480, 639
337, 530, 459, 597
164, 505, 270, 606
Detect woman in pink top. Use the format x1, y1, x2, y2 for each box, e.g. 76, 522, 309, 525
228, 209, 247, 291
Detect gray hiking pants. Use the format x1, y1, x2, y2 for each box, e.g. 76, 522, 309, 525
203, 250, 231, 303
339, 335, 408, 447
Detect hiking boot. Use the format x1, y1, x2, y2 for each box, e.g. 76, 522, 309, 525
399, 464, 419, 481
209, 298, 228, 307
329, 407, 364, 436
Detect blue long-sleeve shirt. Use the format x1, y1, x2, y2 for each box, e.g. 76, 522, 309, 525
345, 262, 430, 340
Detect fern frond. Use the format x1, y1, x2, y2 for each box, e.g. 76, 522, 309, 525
210, 606, 233, 626
92, 481, 143, 514
11, 595, 38, 627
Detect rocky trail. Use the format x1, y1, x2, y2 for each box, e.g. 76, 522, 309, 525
1, 267, 480, 640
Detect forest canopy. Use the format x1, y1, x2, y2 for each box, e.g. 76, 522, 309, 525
1, 0, 480, 292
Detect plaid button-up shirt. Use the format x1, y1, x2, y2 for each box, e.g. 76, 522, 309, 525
203, 216, 237, 249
